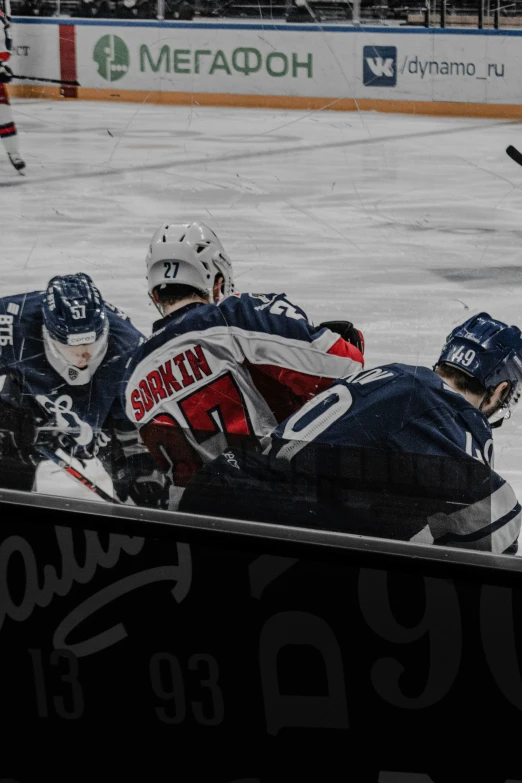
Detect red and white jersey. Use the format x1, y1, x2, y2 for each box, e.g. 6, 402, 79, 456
124, 293, 364, 485
0, 9, 11, 62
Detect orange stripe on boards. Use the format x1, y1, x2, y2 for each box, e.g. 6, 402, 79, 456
74, 91, 522, 118
10, 85, 62, 99
9, 86, 522, 120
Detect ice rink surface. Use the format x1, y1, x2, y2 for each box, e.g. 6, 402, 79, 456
1, 98, 522, 501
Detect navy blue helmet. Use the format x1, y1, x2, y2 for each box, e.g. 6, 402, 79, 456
42, 274, 106, 346
438, 312, 522, 422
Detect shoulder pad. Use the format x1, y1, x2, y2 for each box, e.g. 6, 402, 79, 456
149, 325, 165, 340
105, 301, 130, 321
220, 292, 285, 306
1, 301, 21, 318
219, 292, 242, 305
247, 293, 277, 303
0, 290, 42, 318
342, 366, 396, 388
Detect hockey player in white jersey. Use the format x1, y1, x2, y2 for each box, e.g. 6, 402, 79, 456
0, 3, 24, 173
124, 222, 365, 497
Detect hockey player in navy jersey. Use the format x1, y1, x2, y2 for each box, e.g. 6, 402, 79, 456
0, 273, 167, 506
181, 312, 522, 555
124, 222, 365, 499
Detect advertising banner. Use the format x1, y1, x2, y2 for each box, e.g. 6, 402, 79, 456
9, 20, 522, 115
74, 24, 516, 105
77, 25, 318, 96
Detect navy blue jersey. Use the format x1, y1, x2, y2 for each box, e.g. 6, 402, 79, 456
268, 364, 520, 553
181, 364, 521, 555
124, 293, 363, 484
0, 290, 145, 456
273, 365, 493, 460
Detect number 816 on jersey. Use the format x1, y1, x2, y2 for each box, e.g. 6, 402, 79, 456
0, 314, 14, 347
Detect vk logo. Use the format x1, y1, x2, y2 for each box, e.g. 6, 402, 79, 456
363, 45, 397, 87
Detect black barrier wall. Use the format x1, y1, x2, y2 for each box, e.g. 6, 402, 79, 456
1, 489, 522, 782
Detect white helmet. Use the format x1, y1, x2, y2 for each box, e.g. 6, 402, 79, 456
146, 222, 235, 303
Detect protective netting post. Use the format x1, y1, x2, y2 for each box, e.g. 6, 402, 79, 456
352, 0, 360, 24
441, 0, 446, 26
478, 0, 484, 27
493, 0, 499, 27
157, 0, 165, 20
424, 0, 430, 26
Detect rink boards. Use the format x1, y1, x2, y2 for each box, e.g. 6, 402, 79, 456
8, 18, 522, 118
1, 488, 522, 780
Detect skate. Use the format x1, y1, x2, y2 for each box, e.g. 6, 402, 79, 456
8, 152, 25, 175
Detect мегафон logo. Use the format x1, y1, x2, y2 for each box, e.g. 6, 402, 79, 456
93, 35, 130, 82
363, 45, 397, 87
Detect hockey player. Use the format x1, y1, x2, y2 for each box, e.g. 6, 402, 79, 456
0, 4, 25, 173
0, 273, 167, 507
181, 312, 522, 555
124, 222, 365, 498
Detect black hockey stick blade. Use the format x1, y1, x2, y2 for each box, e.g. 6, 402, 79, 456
506, 145, 522, 166
12, 74, 80, 87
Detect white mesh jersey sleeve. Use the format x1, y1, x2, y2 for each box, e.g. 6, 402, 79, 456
217, 292, 364, 399
228, 324, 361, 392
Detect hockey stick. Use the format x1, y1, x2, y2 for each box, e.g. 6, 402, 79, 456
506, 145, 522, 166
11, 74, 80, 86
35, 445, 123, 504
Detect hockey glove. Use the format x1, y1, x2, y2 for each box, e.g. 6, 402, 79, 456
128, 469, 171, 510
0, 400, 81, 468
0, 402, 39, 466
112, 444, 171, 510
0, 63, 13, 84
34, 417, 96, 463
318, 320, 365, 355
113, 462, 170, 509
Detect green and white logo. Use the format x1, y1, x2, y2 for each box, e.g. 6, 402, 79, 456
93, 35, 130, 82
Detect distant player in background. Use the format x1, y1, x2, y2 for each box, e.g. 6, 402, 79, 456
124, 222, 365, 504
182, 312, 522, 555
0, 0, 24, 173
0, 273, 167, 507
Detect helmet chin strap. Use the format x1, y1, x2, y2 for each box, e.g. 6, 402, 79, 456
149, 291, 164, 317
